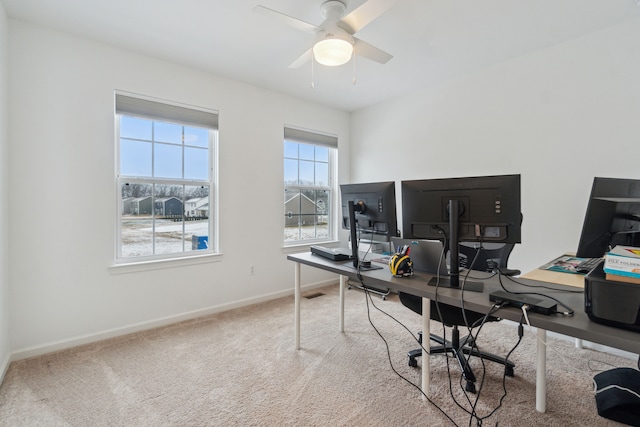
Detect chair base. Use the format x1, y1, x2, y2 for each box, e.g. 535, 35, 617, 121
408, 328, 515, 393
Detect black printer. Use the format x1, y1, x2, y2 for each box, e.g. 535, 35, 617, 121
585, 263, 640, 332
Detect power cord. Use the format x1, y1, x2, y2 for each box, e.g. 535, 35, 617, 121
593, 383, 640, 400
431, 234, 520, 425
356, 275, 460, 426
355, 231, 523, 425
498, 274, 575, 316
465, 311, 525, 425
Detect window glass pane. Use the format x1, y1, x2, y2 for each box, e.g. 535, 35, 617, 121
154, 184, 182, 215
154, 185, 184, 255
154, 121, 182, 144
315, 146, 329, 162
315, 162, 328, 186
299, 160, 314, 185
184, 126, 209, 148
185, 185, 210, 252
184, 146, 208, 180
121, 116, 152, 140
315, 190, 330, 238
289, 190, 316, 240
284, 141, 298, 159
299, 214, 315, 227
284, 188, 300, 241
154, 143, 182, 178
299, 143, 314, 161
120, 139, 152, 177
121, 182, 153, 257
121, 218, 154, 257
185, 186, 210, 219
284, 159, 298, 185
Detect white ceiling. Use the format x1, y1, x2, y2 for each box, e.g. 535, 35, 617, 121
3, 0, 640, 112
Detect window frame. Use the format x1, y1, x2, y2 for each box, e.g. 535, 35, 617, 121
283, 127, 338, 247
114, 92, 219, 265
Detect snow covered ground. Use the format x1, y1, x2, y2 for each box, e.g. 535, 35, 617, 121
122, 219, 328, 257
283, 225, 329, 242
121, 218, 209, 257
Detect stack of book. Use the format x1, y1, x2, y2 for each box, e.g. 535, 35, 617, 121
604, 245, 640, 284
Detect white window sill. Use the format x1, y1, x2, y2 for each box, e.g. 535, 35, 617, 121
109, 252, 223, 275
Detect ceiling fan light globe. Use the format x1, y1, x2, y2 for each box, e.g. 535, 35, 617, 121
313, 38, 353, 66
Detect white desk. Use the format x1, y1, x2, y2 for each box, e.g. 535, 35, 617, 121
288, 252, 640, 413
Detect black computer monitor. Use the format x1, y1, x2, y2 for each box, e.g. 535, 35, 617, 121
340, 181, 398, 268
401, 174, 522, 291
576, 177, 640, 258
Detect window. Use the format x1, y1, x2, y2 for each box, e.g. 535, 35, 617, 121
116, 93, 218, 263
284, 127, 337, 245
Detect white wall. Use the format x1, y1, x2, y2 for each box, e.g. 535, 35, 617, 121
351, 18, 640, 275
8, 20, 349, 357
0, 2, 10, 378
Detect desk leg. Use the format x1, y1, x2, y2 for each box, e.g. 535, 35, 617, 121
339, 275, 346, 333
421, 297, 430, 399
536, 328, 547, 413
294, 262, 301, 350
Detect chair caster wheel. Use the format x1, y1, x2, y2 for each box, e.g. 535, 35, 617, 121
465, 382, 476, 393
505, 366, 514, 377
408, 357, 418, 368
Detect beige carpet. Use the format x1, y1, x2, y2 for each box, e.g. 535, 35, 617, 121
0, 283, 635, 426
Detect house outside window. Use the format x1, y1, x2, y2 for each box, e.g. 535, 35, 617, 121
116, 93, 218, 263
284, 126, 337, 245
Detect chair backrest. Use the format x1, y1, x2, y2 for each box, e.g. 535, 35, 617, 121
457, 242, 514, 272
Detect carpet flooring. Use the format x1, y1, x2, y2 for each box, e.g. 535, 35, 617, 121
0, 283, 635, 426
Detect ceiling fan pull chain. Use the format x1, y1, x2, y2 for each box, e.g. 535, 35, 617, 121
311, 50, 315, 89
352, 44, 357, 85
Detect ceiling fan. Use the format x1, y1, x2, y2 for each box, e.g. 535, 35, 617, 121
254, 0, 396, 68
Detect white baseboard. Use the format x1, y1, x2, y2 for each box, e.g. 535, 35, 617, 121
10, 278, 338, 362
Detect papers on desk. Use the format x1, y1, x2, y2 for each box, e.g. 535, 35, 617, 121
540, 255, 591, 275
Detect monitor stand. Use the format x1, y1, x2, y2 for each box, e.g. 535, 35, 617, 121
347, 201, 383, 272
349, 262, 383, 271
427, 199, 484, 292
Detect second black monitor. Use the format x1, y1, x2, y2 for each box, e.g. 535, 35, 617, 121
401, 174, 522, 244
401, 174, 522, 291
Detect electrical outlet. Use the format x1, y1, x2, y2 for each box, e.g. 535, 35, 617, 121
250, 265, 255, 276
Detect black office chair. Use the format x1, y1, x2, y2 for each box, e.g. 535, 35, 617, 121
399, 242, 516, 393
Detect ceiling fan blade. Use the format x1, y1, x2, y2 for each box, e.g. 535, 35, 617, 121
288, 49, 313, 68
340, 0, 397, 34
253, 5, 319, 34
354, 38, 393, 64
